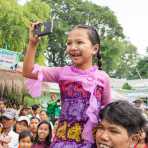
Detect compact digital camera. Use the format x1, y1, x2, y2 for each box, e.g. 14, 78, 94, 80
34, 21, 53, 36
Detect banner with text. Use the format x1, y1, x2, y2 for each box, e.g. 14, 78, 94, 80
0, 48, 20, 70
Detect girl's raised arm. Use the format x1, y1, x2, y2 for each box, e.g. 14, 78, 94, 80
23, 22, 40, 79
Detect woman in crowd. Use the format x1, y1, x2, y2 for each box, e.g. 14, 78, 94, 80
32, 120, 52, 148
29, 116, 40, 142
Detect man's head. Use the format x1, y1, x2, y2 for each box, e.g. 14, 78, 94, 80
95, 100, 146, 148
31, 104, 41, 115
133, 99, 145, 110
1, 109, 16, 129
19, 107, 31, 116
50, 92, 57, 100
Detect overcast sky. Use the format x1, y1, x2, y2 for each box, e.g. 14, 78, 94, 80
91, 0, 148, 55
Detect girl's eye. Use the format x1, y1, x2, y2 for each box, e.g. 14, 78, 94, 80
66, 42, 71, 45
77, 41, 83, 44
97, 125, 104, 130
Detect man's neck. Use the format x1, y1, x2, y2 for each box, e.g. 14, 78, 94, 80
2, 127, 11, 135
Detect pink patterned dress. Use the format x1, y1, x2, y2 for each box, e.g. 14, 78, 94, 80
27, 65, 111, 148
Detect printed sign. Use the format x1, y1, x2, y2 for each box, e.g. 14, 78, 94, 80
0, 48, 20, 70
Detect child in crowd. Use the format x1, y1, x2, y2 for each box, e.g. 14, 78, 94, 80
18, 131, 33, 148
39, 110, 49, 122
15, 116, 30, 134
31, 105, 41, 118
29, 116, 40, 142
32, 121, 52, 148
23, 23, 111, 147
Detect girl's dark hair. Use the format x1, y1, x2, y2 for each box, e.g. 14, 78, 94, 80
19, 130, 33, 142
31, 104, 40, 111
99, 100, 147, 136
72, 24, 102, 70
35, 120, 52, 147
30, 116, 40, 122
40, 110, 47, 114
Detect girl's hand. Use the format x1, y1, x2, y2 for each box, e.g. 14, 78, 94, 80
29, 22, 41, 47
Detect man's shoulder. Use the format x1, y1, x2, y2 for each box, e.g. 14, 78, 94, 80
9, 130, 19, 137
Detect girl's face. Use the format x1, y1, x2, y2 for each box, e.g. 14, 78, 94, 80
16, 121, 28, 133
66, 28, 98, 70
19, 136, 32, 148
38, 123, 49, 141
39, 111, 48, 121
95, 120, 135, 148
29, 119, 39, 133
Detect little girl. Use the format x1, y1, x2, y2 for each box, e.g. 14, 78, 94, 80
23, 23, 111, 147
32, 121, 52, 148
18, 131, 33, 148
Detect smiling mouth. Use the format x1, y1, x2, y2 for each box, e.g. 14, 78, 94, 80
69, 50, 82, 57
98, 143, 112, 148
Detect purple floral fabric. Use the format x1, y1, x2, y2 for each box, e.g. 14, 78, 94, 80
26, 65, 111, 147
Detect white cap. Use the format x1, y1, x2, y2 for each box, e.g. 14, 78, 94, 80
17, 116, 30, 126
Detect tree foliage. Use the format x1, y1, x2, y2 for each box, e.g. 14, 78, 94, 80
42, 0, 138, 78
134, 57, 148, 79
0, 0, 50, 64
0, 0, 140, 78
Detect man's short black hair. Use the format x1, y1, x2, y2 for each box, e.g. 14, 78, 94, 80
99, 100, 146, 135
31, 104, 40, 111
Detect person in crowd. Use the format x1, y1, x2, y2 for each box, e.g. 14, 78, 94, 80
47, 93, 59, 124
31, 105, 41, 118
15, 116, 30, 134
39, 110, 54, 135
0, 98, 7, 116
19, 106, 32, 117
32, 120, 52, 148
134, 124, 148, 148
145, 125, 148, 145
0, 122, 2, 134
133, 99, 145, 111
133, 99, 148, 119
95, 100, 147, 148
0, 108, 19, 148
18, 130, 33, 148
29, 116, 40, 142
39, 110, 49, 122
54, 99, 61, 120
23, 22, 111, 147
51, 119, 59, 142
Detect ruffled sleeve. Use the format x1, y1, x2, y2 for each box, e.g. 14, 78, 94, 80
25, 64, 44, 98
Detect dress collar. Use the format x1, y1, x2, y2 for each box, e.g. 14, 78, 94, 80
70, 65, 98, 75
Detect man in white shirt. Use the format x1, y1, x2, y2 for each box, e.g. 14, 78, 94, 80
0, 108, 19, 148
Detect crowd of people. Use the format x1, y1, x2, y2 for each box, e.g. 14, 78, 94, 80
0, 23, 148, 148
0, 99, 58, 148
0, 98, 148, 148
